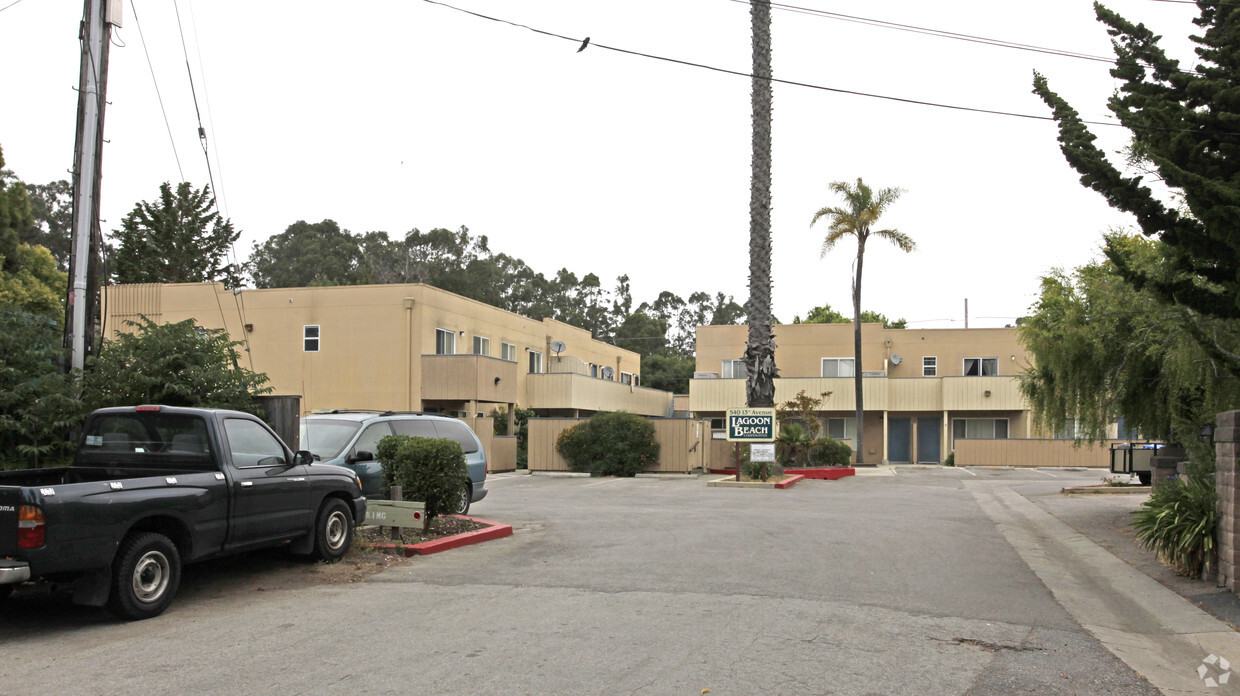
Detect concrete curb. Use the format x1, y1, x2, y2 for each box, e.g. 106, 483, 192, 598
1062, 484, 1151, 495
706, 474, 805, 489
529, 471, 591, 478
359, 515, 513, 557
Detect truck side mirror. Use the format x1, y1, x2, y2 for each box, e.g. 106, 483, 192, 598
348, 450, 375, 464
293, 450, 314, 466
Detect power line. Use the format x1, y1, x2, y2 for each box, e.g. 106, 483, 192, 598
129, 0, 185, 182
0, 0, 28, 13
421, 0, 1239, 137
730, 0, 1202, 77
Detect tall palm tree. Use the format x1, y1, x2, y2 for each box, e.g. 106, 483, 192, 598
811, 178, 913, 463
745, 0, 777, 408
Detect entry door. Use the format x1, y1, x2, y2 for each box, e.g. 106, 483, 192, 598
917, 417, 942, 464
888, 418, 911, 463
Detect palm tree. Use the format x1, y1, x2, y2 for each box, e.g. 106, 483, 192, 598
811, 178, 914, 464
745, 0, 777, 409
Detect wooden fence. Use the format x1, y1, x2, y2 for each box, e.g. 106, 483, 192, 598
953, 438, 1115, 468
528, 418, 711, 473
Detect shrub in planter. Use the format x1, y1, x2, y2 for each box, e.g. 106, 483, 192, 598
809, 437, 852, 466
743, 458, 783, 481
944, 452, 955, 467
555, 411, 659, 477
376, 434, 468, 520
1132, 470, 1217, 578
775, 423, 812, 467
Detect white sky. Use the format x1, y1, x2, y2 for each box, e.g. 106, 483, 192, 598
0, 0, 1201, 328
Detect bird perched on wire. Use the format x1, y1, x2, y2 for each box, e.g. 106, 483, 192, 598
577, 36, 590, 53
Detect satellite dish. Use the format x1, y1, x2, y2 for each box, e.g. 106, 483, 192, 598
890, 354, 903, 366
601, 366, 615, 380
550, 340, 567, 356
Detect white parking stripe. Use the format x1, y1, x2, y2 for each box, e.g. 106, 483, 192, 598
583, 478, 628, 487
1031, 469, 1058, 477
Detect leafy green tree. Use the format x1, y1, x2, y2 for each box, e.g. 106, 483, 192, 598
249, 219, 361, 288
0, 306, 86, 469
811, 178, 914, 464
793, 304, 907, 328
83, 316, 271, 412
745, 0, 777, 409
639, 353, 695, 393
112, 182, 241, 286
1031, 3, 1240, 354
21, 179, 72, 271
1018, 234, 1238, 460
0, 243, 66, 318
613, 311, 669, 358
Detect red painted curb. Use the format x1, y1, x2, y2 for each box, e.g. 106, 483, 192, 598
774, 474, 804, 489
361, 515, 513, 557
709, 467, 855, 480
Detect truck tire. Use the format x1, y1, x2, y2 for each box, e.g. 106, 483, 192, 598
313, 498, 353, 562
106, 532, 181, 621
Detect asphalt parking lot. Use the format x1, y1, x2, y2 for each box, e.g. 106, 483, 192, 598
2, 467, 1235, 695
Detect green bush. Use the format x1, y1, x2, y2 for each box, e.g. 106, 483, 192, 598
554, 411, 659, 477
809, 437, 852, 466
743, 458, 783, 481
1132, 471, 1216, 578
944, 452, 955, 467
376, 435, 468, 520
776, 423, 812, 467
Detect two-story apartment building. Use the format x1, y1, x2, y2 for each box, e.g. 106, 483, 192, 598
103, 282, 673, 421
689, 322, 1031, 464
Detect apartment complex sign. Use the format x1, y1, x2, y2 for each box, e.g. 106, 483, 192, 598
726, 408, 777, 442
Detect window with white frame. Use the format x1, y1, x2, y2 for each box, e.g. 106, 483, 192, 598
303, 325, 320, 352
620, 372, 633, 385
590, 363, 598, 378
952, 418, 1009, 443
963, 357, 999, 376
501, 342, 517, 362
435, 328, 456, 355
1054, 418, 1082, 440
721, 359, 747, 379
473, 336, 490, 356
821, 358, 855, 378
827, 418, 857, 450
923, 356, 937, 377
528, 350, 543, 374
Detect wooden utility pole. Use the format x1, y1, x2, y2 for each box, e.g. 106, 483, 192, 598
65, 0, 120, 372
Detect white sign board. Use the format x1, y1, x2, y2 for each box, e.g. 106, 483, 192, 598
749, 443, 775, 462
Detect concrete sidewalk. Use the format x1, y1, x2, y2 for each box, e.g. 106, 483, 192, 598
972, 482, 1240, 694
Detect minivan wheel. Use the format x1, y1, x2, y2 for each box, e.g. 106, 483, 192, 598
455, 481, 471, 516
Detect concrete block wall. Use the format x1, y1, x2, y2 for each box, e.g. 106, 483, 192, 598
1217, 411, 1240, 590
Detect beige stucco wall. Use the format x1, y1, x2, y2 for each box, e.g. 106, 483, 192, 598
103, 282, 650, 416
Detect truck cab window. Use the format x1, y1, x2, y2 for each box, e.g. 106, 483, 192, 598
224, 419, 287, 467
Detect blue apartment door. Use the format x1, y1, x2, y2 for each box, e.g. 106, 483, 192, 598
917, 418, 942, 464
888, 418, 911, 463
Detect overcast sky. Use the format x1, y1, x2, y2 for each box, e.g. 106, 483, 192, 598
0, 0, 1201, 328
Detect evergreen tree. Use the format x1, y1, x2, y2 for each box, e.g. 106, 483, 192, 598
112, 182, 241, 286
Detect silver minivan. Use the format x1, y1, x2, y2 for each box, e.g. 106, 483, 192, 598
299, 410, 488, 514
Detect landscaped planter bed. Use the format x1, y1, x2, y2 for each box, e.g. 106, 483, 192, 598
709, 467, 855, 480
358, 515, 513, 557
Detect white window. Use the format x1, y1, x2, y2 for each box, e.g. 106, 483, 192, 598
952, 418, 1009, 442
963, 357, 999, 376
501, 342, 517, 362
590, 363, 598, 378
303, 325, 320, 352
827, 418, 857, 450
1054, 418, 1082, 440
473, 336, 490, 356
620, 372, 633, 385
923, 356, 937, 377
821, 358, 855, 378
721, 359, 747, 379
435, 328, 456, 355
528, 350, 543, 374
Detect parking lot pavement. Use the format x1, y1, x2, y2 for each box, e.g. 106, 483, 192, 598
2, 467, 1225, 695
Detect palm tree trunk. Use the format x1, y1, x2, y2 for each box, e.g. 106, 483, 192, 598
853, 239, 865, 464
745, 0, 777, 408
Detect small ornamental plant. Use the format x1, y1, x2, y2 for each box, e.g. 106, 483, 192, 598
376, 434, 468, 520
808, 437, 852, 466
1132, 469, 1217, 578
555, 411, 659, 477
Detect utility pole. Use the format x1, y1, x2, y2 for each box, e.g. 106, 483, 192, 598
65, 0, 120, 372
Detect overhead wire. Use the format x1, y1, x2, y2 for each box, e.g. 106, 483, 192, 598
129, 0, 185, 182
420, 0, 1239, 137
0, 0, 28, 13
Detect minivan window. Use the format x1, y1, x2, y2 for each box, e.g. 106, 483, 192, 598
432, 420, 480, 454
390, 419, 439, 439
300, 419, 361, 460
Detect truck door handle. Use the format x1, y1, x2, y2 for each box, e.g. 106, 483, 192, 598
240, 481, 253, 488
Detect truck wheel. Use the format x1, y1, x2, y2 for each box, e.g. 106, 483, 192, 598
106, 532, 181, 621
454, 481, 471, 516
314, 498, 353, 562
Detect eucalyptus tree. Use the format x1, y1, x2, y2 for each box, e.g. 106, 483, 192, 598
745, 0, 777, 408
811, 178, 914, 463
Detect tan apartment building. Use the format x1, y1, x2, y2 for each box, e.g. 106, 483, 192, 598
689, 322, 1032, 464
103, 282, 673, 421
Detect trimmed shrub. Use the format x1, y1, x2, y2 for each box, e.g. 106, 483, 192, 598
1132, 471, 1217, 578
555, 411, 659, 477
809, 437, 852, 466
944, 452, 955, 467
376, 434, 468, 520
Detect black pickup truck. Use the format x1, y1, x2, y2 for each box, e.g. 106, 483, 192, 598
0, 405, 366, 620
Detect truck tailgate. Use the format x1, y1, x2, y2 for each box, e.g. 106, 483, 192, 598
0, 486, 22, 556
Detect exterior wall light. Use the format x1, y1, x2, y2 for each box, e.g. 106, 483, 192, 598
1200, 423, 1216, 446
984, 390, 992, 398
